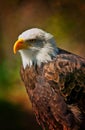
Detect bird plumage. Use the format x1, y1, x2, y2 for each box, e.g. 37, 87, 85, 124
13, 28, 85, 130
14, 28, 58, 68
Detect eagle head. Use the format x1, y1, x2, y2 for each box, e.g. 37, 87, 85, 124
13, 28, 58, 68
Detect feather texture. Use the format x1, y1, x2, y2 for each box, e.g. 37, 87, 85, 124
20, 48, 85, 130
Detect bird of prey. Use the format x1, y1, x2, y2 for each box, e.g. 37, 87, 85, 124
13, 28, 85, 130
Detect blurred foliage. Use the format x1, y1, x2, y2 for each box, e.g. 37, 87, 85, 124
0, 0, 85, 129
0, 59, 20, 90
0, 62, 10, 88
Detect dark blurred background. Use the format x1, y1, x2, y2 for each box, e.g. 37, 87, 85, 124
0, 0, 85, 130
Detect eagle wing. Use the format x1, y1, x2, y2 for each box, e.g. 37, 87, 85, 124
43, 48, 85, 102
42, 48, 85, 129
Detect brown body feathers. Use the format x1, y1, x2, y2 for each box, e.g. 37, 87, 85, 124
20, 48, 85, 130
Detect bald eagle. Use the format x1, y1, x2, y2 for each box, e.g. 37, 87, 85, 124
13, 28, 85, 130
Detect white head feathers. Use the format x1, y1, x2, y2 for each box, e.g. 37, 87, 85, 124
17, 28, 58, 68
18, 28, 53, 41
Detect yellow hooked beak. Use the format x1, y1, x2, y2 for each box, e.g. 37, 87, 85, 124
13, 38, 28, 54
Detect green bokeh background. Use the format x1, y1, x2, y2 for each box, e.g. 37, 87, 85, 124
0, 0, 85, 129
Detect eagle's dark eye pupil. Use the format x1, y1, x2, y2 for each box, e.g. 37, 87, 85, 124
26, 39, 36, 43
30, 39, 36, 42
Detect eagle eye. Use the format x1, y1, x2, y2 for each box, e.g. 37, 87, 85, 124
26, 39, 36, 44
29, 39, 36, 42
